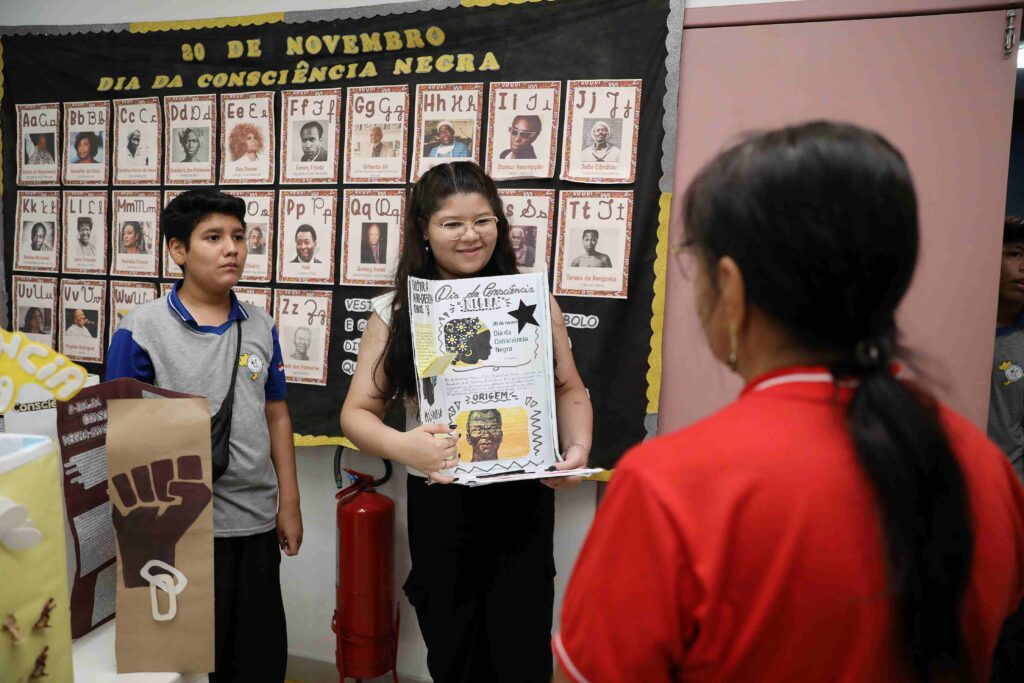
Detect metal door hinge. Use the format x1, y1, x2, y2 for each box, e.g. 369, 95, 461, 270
1005, 9, 1017, 57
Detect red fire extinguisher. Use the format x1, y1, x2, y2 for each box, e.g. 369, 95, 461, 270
332, 447, 400, 683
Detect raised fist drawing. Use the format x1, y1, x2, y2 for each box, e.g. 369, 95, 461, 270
110, 454, 212, 588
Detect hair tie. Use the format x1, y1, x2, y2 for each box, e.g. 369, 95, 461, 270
852, 336, 891, 372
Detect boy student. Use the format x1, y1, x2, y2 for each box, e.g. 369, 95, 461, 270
106, 188, 301, 682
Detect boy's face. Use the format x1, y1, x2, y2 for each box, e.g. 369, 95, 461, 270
1001, 241, 1024, 308
172, 212, 247, 293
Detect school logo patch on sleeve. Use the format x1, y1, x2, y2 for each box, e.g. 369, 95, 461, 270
999, 360, 1023, 385
239, 352, 265, 381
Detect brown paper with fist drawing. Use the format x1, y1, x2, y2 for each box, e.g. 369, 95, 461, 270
106, 397, 214, 673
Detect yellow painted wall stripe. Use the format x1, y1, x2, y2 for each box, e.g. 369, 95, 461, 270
646, 191, 671, 415
130, 12, 284, 33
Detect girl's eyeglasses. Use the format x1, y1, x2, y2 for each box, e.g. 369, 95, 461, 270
435, 216, 499, 240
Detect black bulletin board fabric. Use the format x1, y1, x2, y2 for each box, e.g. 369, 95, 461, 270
1, 0, 671, 468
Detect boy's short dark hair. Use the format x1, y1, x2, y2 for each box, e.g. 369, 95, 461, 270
163, 188, 246, 249
1005, 216, 1024, 244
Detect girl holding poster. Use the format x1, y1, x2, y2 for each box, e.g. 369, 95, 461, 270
341, 162, 592, 682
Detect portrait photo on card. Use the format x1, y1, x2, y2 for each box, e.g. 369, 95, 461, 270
111, 191, 160, 277
220, 91, 276, 185
12, 275, 58, 350
162, 190, 184, 279
17, 103, 60, 185
62, 191, 108, 275
280, 88, 342, 184
274, 289, 331, 386
62, 104, 109, 187
554, 191, 634, 298
60, 279, 106, 363
341, 188, 404, 286
412, 83, 482, 180
164, 94, 217, 185
234, 287, 272, 315
233, 190, 275, 283
499, 189, 554, 274
560, 79, 642, 184
277, 190, 336, 284
345, 85, 409, 184
113, 97, 161, 185
14, 191, 61, 273
486, 82, 561, 181
109, 281, 158, 339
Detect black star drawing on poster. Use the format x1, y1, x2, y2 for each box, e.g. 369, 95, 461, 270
508, 299, 538, 333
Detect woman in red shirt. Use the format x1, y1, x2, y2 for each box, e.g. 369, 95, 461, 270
553, 122, 1024, 682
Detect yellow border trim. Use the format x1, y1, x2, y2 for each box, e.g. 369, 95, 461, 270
586, 469, 613, 482
461, 0, 552, 5
646, 192, 671, 414
293, 434, 356, 449
130, 12, 284, 33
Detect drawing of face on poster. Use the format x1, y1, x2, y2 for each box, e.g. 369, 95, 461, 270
220, 91, 275, 185
274, 289, 331, 386
235, 190, 275, 283
554, 191, 634, 298
411, 83, 482, 181
277, 189, 337, 284
454, 407, 531, 463
164, 94, 216, 186
340, 189, 404, 287
109, 281, 158, 340
62, 191, 108, 275
62, 101, 110, 187
233, 287, 271, 315
111, 191, 161, 278
499, 189, 555, 274
344, 85, 409, 184
280, 88, 341, 184
17, 103, 60, 185
12, 276, 58, 350
560, 79, 642, 184
113, 97, 161, 185
14, 191, 60, 273
60, 279, 106, 363
486, 82, 561, 181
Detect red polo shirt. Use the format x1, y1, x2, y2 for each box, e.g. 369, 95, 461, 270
555, 367, 1024, 682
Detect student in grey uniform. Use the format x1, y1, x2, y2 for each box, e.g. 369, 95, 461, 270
106, 188, 301, 682
991, 215, 1024, 682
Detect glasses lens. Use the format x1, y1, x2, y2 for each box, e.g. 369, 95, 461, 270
509, 127, 538, 139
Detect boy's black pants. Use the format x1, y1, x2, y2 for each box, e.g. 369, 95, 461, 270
209, 529, 287, 683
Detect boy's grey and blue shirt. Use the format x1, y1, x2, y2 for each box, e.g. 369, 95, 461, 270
106, 283, 288, 537
989, 319, 1024, 482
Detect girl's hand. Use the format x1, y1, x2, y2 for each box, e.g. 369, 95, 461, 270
400, 423, 460, 484
542, 443, 590, 490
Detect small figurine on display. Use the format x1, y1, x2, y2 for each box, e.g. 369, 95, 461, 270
29, 645, 49, 678
33, 598, 55, 630
3, 612, 25, 644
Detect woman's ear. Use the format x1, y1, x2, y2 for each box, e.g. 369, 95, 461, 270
168, 237, 187, 267
717, 255, 746, 332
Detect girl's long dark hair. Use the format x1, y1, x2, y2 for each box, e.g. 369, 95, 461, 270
376, 162, 518, 405
683, 121, 974, 681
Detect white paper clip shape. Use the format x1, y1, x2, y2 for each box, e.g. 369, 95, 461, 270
140, 559, 188, 622
0, 496, 43, 551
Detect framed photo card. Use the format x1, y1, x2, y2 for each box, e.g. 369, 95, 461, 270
411, 83, 483, 181
486, 81, 561, 181
164, 94, 217, 186
62, 191, 108, 275
12, 275, 58, 350
340, 189, 404, 287
280, 88, 342, 185
17, 102, 60, 186
344, 85, 409, 184
109, 280, 159, 340
234, 286, 272, 315
111, 191, 161, 278
236, 190, 276, 283
498, 189, 555, 274
220, 91, 276, 185
63, 100, 110, 186
276, 189, 337, 285
14, 191, 61, 273
560, 79, 642, 184
60, 279, 106, 363
274, 288, 332, 386
113, 96, 162, 185
553, 190, 634, 299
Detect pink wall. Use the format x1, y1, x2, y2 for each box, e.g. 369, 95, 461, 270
660, 5, 1020, 433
